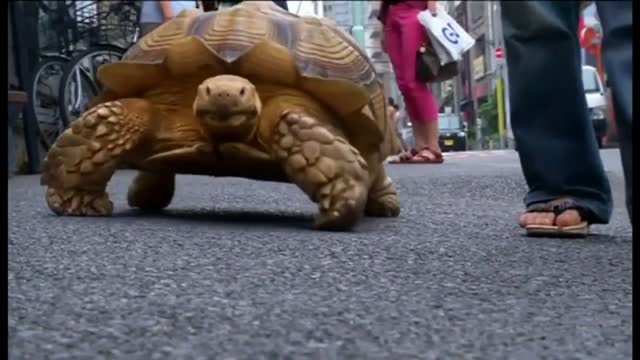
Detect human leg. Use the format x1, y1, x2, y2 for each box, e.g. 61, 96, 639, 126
385, 3, 441, 163
501, 1, 613, 235
596, 1, 633, 224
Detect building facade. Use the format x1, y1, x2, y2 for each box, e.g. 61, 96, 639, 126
321, 1, 352, 33
322, 1, 401, 118
457, 1, 497, 122
363, 1, 400, 107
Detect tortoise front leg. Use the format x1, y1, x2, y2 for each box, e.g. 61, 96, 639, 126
41, 99, 152, 216
271, 111, 370, 230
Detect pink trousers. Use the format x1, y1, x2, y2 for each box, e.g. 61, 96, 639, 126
384, 1, 439, 123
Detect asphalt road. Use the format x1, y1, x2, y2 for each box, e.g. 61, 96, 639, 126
9, 149, 632, 360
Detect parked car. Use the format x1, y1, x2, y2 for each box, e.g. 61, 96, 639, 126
438, 112, 467, 152
512, 66, 608, 152
397, 112, 467, 152
582, 65, 608, 148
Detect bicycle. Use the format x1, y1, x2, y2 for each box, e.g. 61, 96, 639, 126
58, 0, 141, 129
28, 1, 80, 149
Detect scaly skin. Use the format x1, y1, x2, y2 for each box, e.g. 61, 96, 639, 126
270, 110, 370, 230
41, 74, 400, 230
41, 76, 219, 216
41, 99, 153, 216
257, 88, 400, 230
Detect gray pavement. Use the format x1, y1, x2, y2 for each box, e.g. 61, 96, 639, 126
9, 149, 632, 359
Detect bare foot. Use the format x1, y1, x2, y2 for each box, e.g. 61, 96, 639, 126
519, 209, 583, 228
519, 198, 585, 228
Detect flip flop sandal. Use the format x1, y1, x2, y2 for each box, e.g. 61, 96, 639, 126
406, 146, 444, 164
523, 198, 595, 238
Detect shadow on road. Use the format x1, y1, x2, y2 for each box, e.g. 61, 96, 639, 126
518, 232, 625, 244
112, 208, 315, 230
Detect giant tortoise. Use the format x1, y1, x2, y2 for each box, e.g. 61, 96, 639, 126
41, 1, 403, 230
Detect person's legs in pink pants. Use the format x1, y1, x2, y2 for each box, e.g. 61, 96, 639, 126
384, 2, 442, 162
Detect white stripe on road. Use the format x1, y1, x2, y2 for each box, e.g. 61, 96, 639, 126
386, 150, 515, 163
443, 150, 514, 158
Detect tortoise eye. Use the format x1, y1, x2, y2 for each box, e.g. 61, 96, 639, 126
239, 87, 245, 96
206, 86, 211, 96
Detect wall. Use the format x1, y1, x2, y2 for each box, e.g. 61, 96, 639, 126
8, 10, 19, 88
8, 8, 32, 174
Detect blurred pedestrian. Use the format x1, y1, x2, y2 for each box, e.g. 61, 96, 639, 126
379, 1, 443, 164
216, 0, 288, 11
139, 0, 199, 36
388, 97, 408, 154
501, 1, 632, 236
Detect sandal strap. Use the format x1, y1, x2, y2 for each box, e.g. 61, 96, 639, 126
526, 198, 597, 223
424, 146, 443, 160
414, 146, 443, 159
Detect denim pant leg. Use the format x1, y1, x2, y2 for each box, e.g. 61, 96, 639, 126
500, 1, 613, 223
595, 1, 633, 223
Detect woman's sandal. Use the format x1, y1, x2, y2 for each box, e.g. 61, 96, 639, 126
389, 147, 444, 164
407, 146, 444, 164
522, 198, 596, 238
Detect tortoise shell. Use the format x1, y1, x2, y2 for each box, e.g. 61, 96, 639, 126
97, 2, 400, 157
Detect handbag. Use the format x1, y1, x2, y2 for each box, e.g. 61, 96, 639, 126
416, 42, 459, 83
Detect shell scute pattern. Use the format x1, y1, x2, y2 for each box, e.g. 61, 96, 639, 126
122, 4, 380, 88
105, 3, 396, 154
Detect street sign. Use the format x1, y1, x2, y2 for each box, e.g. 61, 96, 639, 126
496, 47, 505, 60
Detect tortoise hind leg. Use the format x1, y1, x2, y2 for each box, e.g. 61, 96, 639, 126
365, 168, 400, 217
271, 111, 370, 231
41, 99, 152, 216
127, 172, 175, 210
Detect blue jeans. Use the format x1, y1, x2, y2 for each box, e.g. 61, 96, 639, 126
500, 1, 632, 223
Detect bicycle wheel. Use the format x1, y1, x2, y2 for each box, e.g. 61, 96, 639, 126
58, 44, 126, 128
28, 54, 70, 150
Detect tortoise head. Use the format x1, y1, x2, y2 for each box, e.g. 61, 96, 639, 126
193, 75, 262, 142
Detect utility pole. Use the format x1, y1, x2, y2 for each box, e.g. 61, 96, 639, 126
453, 77, 460, 118
465, 1, 481, 148
351, 1, 366, 50
487, 1, 502, 149
448, 1, 461, 120
493, 2, 511, 148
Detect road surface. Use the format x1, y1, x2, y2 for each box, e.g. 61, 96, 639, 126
9, 149, 631, 359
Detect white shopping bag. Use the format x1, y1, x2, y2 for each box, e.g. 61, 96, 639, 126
417, 4, 475, 65
428, 30, 458, 66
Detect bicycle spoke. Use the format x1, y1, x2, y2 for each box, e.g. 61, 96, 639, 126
60, 47, 124, 126
30, 55, 69, 149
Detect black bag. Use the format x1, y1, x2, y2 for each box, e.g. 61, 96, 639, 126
416, 42, 459, 83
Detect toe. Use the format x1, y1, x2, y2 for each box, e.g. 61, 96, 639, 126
518, 213, 531, 227
520, 212, 555, 227
555, 209, 582, 228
